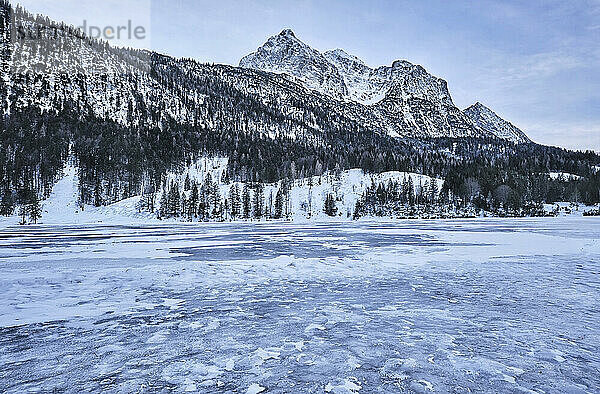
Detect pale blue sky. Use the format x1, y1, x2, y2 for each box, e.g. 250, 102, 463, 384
12, 0, 600, 151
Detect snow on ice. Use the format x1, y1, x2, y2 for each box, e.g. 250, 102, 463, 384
0, 218, 599, 392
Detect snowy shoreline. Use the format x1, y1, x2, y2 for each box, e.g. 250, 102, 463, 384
1, 211, 599, 229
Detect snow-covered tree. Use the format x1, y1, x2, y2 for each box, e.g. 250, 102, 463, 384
324, 193, 337, 217
242, 184, 251, 219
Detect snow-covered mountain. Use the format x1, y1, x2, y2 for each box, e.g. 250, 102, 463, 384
3, 6, 529, 145
12, 2, 592, 223
241, 30, 447, 107
240, 29, 528, 141
463, 102, 531, 144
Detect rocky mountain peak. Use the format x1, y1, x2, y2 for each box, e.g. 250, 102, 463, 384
240, 30, 459, 107
391, 59, 413, 69
464, 102, 531, 144
239, 29, 349, 99
239, 30, 532, 143
239, 30, 491, 138
278, 28, 296, 38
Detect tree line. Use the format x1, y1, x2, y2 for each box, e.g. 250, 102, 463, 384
139, 173, 293, 222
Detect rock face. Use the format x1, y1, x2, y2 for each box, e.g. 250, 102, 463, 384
368, 61, 481, 138
239, 29, 349, 100
240, 29, 498, 139
464, 102, 531, 144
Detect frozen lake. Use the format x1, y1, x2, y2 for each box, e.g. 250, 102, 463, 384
0, 218, 599, 393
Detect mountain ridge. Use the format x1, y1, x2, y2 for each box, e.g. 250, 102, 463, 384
240, 29, 530, 142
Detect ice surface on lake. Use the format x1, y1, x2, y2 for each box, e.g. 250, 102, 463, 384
0, 218, 599, 392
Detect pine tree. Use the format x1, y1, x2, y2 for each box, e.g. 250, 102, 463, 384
93, 180, 102, 207
267, 190, 273, 218
230, 183, 241, 218
18, 204, 27, 225
418, 179, 427, 205
307, 178, 313, 218
181, 195, 188, 220
253, 183, 264, 219
242, 184, 251, 219
274, 187, 284, 219
159, 188, 169, 219
198, 181, 208, 220
429, 179, 438, 204
223, 198, 230, 221
167, 181, 181, 217
27, 192, 42, 224
0, 190, 13, 216
188, 183, 199, 220
184, 174, 191, 191
202, 174, 214, 217
324, 193, 337, 217
407, 176, 415, 206
210, 178, 221, 218
139, 183, 155, 213
353, 199, 363, 219
200, 173, 221, 219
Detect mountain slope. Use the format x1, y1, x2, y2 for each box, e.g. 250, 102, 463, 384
323, 49, 380, 104
3, 2, 456, 208
464, 102, 531, 144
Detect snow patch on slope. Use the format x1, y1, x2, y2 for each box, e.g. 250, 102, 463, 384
548, 172, 583, 181
279, 169, 444, 220
42, 165, 81, 222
